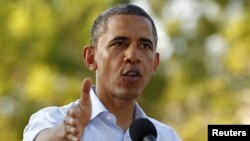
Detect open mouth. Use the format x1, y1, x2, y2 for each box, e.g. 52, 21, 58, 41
122, 70, 142, 77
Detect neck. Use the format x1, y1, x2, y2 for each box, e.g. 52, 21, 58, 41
107, 99, 135, 130
97, 90, 136, 130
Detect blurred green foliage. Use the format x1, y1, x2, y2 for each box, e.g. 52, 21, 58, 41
0, 0, 250, 141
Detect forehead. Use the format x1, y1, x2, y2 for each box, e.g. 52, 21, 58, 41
103, 15, 154, 40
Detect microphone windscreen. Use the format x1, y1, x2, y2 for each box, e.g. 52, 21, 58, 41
129, 118, 157, 141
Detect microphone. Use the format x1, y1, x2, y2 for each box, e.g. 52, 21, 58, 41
129, 118, 157, 141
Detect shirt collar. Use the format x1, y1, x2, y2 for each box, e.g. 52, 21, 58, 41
89, 86, 147, 120
134, 103, 147, 119
89, 86, 108, 120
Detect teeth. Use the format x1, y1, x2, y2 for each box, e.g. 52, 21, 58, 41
128, 72, 137, 75
124, 71, 140, 76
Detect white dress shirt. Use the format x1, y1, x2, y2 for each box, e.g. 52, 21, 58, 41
23, 86, 181, 141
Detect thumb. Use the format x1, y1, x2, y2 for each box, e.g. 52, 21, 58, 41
80, 77, 92, 106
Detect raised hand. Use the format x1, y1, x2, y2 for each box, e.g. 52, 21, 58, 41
63, 78, 92, 141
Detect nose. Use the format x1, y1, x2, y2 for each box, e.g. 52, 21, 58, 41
123, 44, 141, 64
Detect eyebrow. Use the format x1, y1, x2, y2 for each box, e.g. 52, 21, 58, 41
110, 36, 153, 45
110, 36, 129, 43
139, 37, 154, 47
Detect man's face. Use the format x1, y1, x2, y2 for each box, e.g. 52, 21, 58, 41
94, 15, 159, 101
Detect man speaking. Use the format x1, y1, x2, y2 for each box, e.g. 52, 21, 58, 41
23, 4, 181, 141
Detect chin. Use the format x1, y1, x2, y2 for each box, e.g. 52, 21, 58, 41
118, 89, 141, 101
117, 93, 139, 101
111, 84, 143, 100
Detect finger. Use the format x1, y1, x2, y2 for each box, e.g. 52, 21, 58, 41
64, 113, 75, 125
64, 108, 75, 123
66, 134, 78, 141
65, 125, 76, 134
68, 107, 78, 119
80, 77, 92, 106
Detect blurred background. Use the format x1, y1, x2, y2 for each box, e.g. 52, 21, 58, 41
0, 0, 250, 140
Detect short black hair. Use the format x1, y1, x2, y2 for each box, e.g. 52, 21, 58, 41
90, 4, 158, 47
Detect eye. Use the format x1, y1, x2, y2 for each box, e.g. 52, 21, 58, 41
139, 42, 152, 49
113, 41, 128, 48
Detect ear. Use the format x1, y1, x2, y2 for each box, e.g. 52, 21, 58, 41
152, 52, 160, 75
82, 46, 97, 71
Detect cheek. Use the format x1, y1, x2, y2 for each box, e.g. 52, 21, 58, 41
146, 63, 154, 75
148, 53, 159, 72
96, 55, 116, 75
95, 49, 107, 67
144, 55, 155, 68
144, 59, 157, 76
